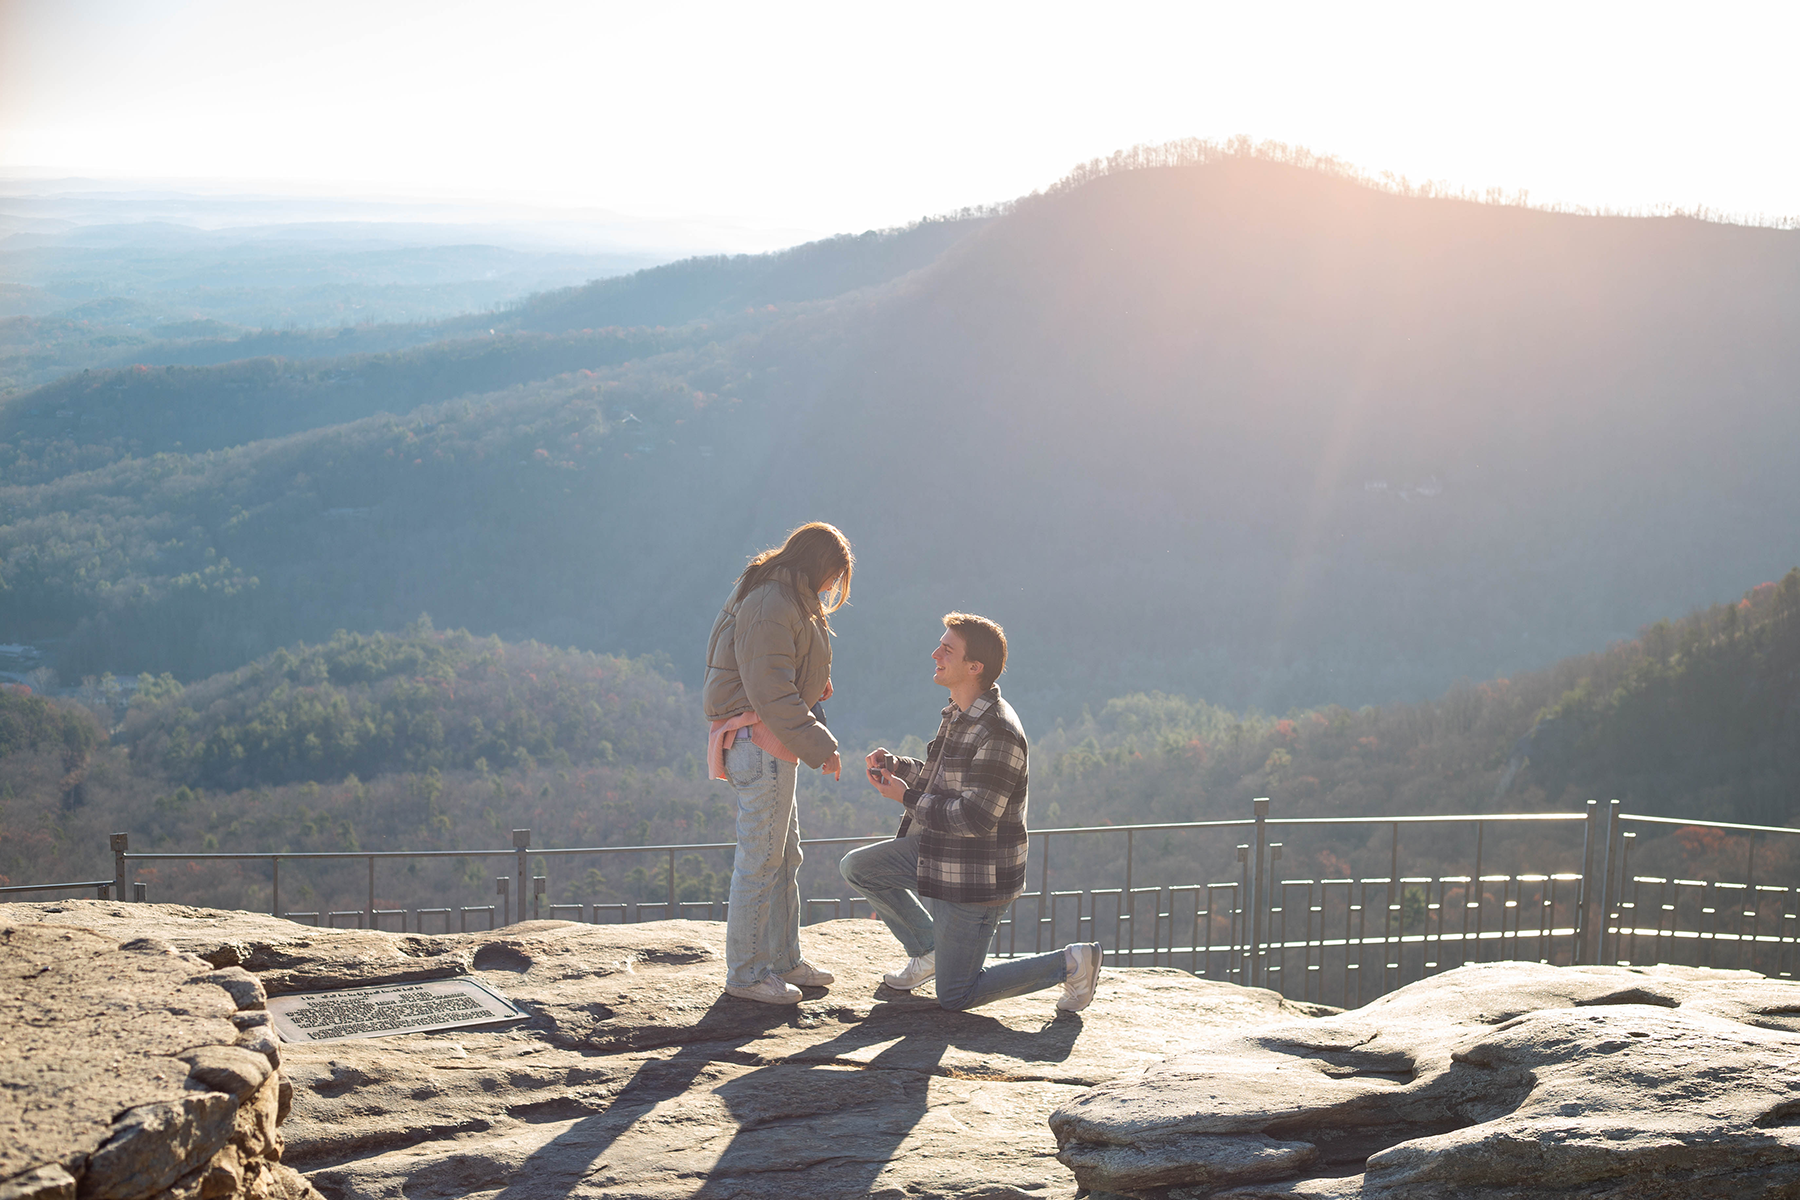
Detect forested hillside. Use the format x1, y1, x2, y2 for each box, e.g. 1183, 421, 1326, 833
5, 142, 1800, 741
0, 344, 759, 679
0, 628, 724, 911
1026, 568, 1800, 888
2, 572, 1793, 917
120, 622, 693, 790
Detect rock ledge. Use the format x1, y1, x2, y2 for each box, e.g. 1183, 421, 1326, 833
1, 915, 320, 1200
1051, 960, 1800, 1199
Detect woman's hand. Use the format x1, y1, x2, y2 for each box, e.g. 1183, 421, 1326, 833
820, 751, 842, 780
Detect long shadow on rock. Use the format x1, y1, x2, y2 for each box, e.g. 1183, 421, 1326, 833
469, 992, 1080, 1200
687, 998, 1080, 1198
468, 995, 800, 1200
790, 990, 1082, 1076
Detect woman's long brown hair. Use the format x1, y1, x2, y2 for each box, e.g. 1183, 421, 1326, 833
733, 522, 854, 628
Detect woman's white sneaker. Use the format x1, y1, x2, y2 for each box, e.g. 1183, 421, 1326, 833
883, 951, 936, 990
725, 976, 803, 1004
1057, 942, 1103, 1011
780, 960, 835, 987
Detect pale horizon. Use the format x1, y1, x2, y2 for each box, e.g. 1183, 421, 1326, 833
4, 0, 1799, 254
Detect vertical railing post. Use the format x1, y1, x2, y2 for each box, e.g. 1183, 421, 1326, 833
1389, 822, 1400, 893
367, 856, 376, 930
1125, 829, 1134, 904
110, 833, 129, 902
1251, 797, 1269, 988
1595, 800, 1621, 965
272, 855, 280, 919
1575, 799, 1598, 964
1619, 832, 1637, 962
1122, 829, 1135, 961
1746, 833, 1761, 972
513, 830, 531, 926
1389, 822, 1401, 984
667, 846, 676, 917
1236, 844, 1250, 983
496, 877, 510, 926
533, 876, 546, 921
1267, 842, 1283, 994
1471, 821, 1485, 964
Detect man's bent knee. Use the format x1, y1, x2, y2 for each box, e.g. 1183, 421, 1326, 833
936, 987, 979, 1013
838, 847, 865, 886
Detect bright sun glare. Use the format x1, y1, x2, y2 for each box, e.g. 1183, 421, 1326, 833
2, 0, 1797, 247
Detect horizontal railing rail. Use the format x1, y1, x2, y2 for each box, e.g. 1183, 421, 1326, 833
0, 879, 115, 897
9, 799, 1796, 1009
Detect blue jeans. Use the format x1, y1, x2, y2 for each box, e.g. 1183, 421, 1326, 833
840, 834, 1070, 1011
724, 737, 802, 989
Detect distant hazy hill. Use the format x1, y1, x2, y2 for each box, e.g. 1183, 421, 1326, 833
3, 148, 1799, 739
484, 215, 993, 333
0, 327, 696, 479
0, 224, 652, 394
0, 216, 991, 473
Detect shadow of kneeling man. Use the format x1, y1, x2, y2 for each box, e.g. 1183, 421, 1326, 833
687, 990, 1083, 1198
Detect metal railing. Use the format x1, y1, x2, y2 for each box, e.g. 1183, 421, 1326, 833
0, 879, 117, 898
44, 796, 1800, 1009
1596, 803, 1800, 977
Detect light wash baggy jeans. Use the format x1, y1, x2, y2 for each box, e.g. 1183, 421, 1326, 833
840, 833, 1070, 1010
723, 734, 803, 989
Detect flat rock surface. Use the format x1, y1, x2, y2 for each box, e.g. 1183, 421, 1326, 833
2, 902, 1325, 1200
1051, 960, 1800, 1199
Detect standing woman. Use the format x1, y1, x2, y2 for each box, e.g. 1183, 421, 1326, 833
704, 522, 851, 1003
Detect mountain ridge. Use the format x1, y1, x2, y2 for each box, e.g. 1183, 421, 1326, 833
2, 152, 1797, 734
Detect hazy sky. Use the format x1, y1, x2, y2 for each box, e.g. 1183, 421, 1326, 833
2, 0, 1796, 249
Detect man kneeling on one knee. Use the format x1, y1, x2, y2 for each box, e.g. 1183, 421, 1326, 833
840, 612, 1102, 1013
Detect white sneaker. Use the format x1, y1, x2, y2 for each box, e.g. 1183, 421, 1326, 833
1057, 943, 1103, 1012
883, 951, 935, 991
724, 976, 802, 1005
780, 959, 835, 987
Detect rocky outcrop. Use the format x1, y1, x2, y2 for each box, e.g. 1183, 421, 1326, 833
25, 901, 1796, 1200
1050, 961, 1800, 1199
0, 918, 320, 1200
2, 900, 1323, 1199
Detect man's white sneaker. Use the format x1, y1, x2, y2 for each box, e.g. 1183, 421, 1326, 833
780, 960, 835, 987
883, 951, 936, 991
724, 976, 803, 1005
1057, 942, 1103, 1012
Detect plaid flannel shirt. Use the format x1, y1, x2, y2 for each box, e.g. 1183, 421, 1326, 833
892, 684, 1030, 906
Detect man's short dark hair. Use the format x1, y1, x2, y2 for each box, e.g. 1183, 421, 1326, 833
943, 612, 1006, 690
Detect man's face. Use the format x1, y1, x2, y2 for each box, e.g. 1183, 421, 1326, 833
932, 628, 980, 690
